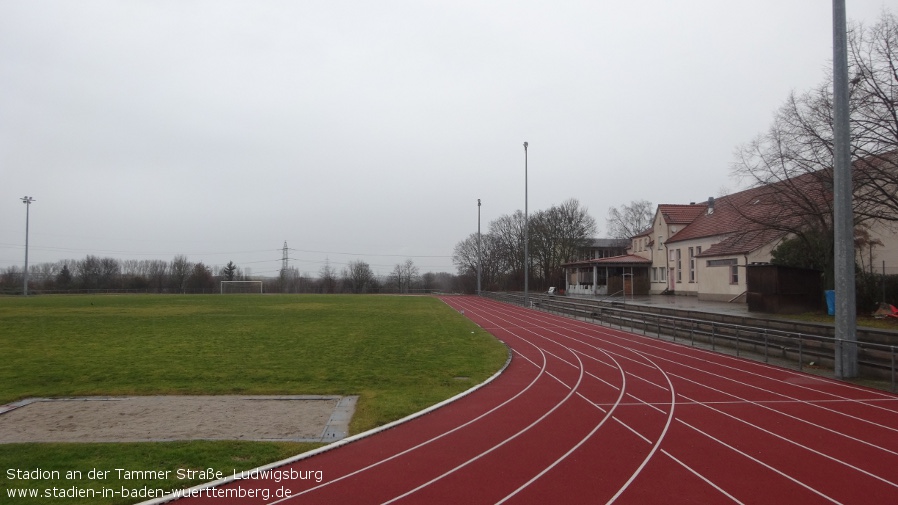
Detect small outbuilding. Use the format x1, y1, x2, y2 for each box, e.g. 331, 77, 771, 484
746, 264, 824, 314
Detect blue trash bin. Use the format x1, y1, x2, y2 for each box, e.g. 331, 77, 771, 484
825, 290, 835, 316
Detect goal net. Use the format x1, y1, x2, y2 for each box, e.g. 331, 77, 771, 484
220, 280, 264, 294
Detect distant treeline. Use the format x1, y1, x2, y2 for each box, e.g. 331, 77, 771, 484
1, 255, 461, 295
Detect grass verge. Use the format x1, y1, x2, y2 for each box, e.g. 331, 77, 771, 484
0, 294, 507, 504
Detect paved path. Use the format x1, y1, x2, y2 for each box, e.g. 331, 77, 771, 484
166, 296, 898, 504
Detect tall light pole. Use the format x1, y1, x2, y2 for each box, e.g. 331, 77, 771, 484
477, 199, 482, 295
832, 0, 857, 378
523, 141, 529, 307
21, 196, 35, 296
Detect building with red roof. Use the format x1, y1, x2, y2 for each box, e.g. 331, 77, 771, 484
562, 153, 898, 301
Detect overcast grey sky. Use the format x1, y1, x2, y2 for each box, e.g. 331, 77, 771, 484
1, 1, 891, 277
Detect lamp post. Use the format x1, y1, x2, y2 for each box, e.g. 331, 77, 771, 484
523, 141, 529, 307
477, 199, 482, 295
21, 196, 35, 296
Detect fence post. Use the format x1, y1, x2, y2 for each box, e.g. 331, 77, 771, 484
711, 323, 716, 351
735, 328, 740, 357
764, 329, 769, 364
799, 336, 803, 372
892, 345, 895, 393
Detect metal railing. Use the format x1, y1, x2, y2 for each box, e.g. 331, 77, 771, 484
485, 292, 897, 392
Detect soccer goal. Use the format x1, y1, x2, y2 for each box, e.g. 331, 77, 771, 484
220, 280, 264, 294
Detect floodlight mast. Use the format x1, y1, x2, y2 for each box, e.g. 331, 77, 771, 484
523, 142, 529, 307
832, 0, 857, 378
477, 199, 482, 295
21, 196, 34, 296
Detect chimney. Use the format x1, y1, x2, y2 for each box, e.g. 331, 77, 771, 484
707, 196, 715, 215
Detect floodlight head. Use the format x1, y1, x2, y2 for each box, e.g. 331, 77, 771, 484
523, 142, 528, 149
21, 196, 34, 204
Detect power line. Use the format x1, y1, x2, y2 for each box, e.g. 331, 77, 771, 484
288, 247, 451, 258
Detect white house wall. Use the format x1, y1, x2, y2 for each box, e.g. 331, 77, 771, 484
664, 237, 718, 297
648, 213, 679, 295
864, 220, 898, 275
696, 243, 779, 302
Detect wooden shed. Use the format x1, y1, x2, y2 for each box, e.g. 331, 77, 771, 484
746, 264, 824, 314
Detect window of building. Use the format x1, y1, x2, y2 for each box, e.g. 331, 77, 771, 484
705, 258, 739, 285
676, 249, 682, 282
658, 235, 663, 250
688, 247, 695, 282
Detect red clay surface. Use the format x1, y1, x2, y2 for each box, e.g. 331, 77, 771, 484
169, 296, 898, 504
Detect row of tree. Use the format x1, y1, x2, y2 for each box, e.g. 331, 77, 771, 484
0, 255, 459, 295
452, 198, 597, 292
0, 256, 216, 293
293, 258, 453, 294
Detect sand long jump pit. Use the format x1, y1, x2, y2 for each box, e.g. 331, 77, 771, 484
0, 395, 357, 443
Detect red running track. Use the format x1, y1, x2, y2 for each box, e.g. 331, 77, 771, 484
165, 296, 898, 504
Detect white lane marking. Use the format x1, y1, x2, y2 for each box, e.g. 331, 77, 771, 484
495, 349, 628, 504
678, 392, 898, 489
543, 305, 898, 415
380, 345, 589, 505
525, 310, 898, 435
678, 419, 844, 505
661, 449, 746, 504
606, 351, 676, 504
670, 371, 898, 457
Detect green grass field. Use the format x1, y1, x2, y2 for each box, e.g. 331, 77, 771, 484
0, 294, 507, 504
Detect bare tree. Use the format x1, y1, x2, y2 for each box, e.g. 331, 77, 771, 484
732, 10, 898, 220
395, 259, 420, 293
319, 258, 337, 293
847, 11, 898, 222
187, 262, 215, 292
730, 10, 898, 288
531, 199, 597, 289
77, 255, 102, 289
606, 200, 654, 239
489, 210, 528, 289
147, 260, 168, 292
33, 262, 60, 290
452, 232, 505, 292
342, 260, 375, 293
170, 255, 192, 293
388, 259, 420, 293
404, 259, 421, 292
0, 266, 22, 291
